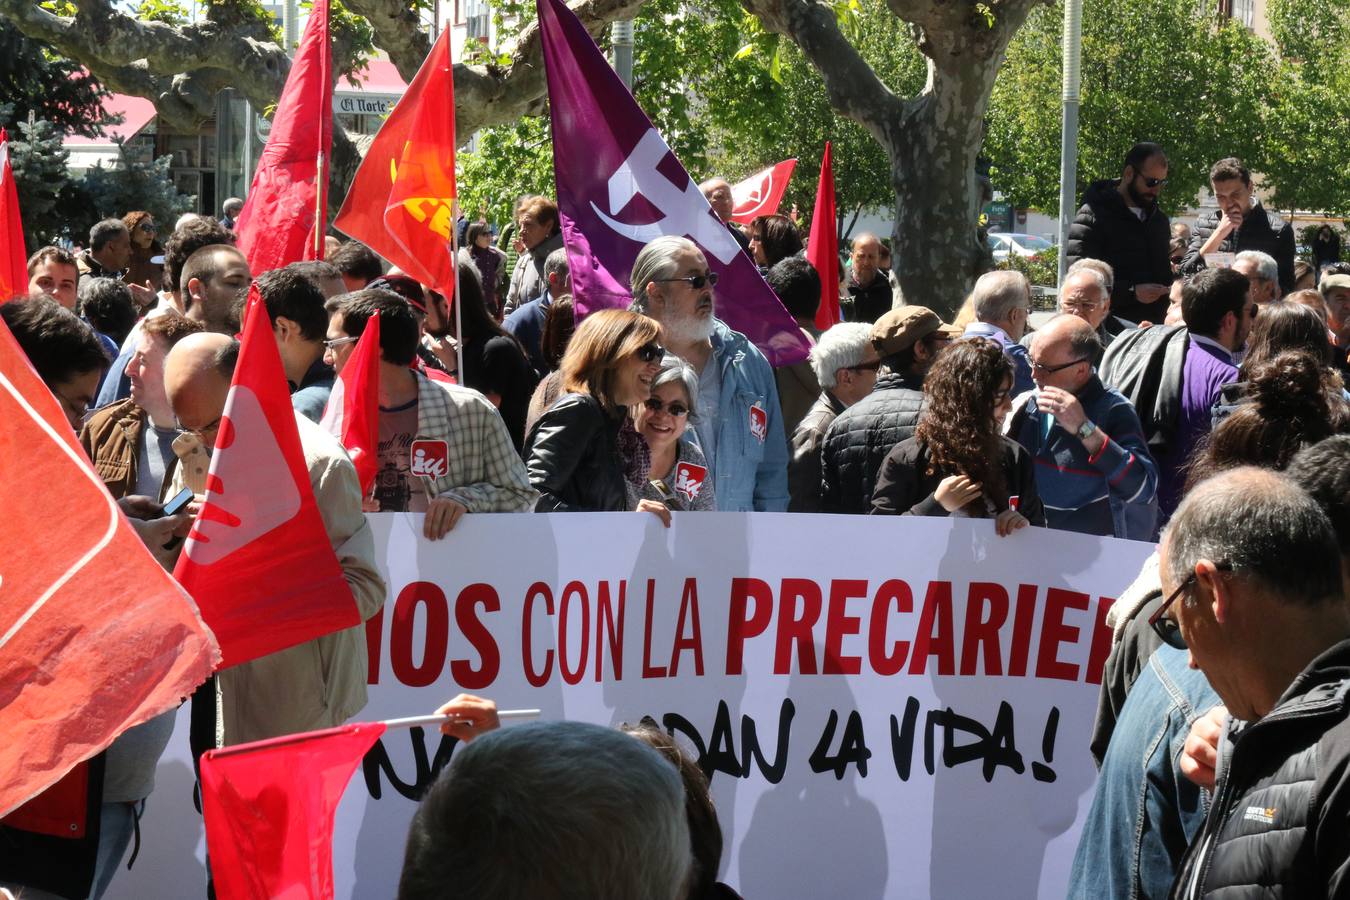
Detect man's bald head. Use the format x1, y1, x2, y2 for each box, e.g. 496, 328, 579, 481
1030, 313, 1101, 392
850, 233, 883, 286
699, 178, 734, 223
164, 333, 238, 442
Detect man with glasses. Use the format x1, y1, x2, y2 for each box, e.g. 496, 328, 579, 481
630, 235, 789, 512
323, 288, 535, 533
1160, 467, 1350, 899
1009, 313, 1157, 540
1062, 258, 1137, 349
819, 305, 959, 514
1064, 143, 1174, 324
1181, 157, 1296, 295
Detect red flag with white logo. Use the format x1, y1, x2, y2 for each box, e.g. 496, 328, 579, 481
333, 30, 457, 297
201, 722, 386, 900
0, 316, 217, 815
174, 285, 360, 669
807, 142, 841, 330
729, 158, 797, 225
233, 0, 333, 271
319, 315, 380, 497
0, 129, 28, 302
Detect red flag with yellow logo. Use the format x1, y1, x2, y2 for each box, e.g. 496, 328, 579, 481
333, 30, 456, 297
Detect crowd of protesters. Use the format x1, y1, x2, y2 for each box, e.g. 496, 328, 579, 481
6, 141, 1350, 899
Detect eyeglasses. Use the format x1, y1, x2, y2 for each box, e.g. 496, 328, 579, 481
1140, 176, 1168, 188
323, 336, 359, 352
1247, 304, 1259, 319
1061, 299, 1102, 313
137, 222, 157, 233
846, 359, 883, 372
1148, 561, 1235, 650
1030, 357, 1088, 375
635, 342, 666, 364
654, 272, 719, 290
176, 416, 222, 441
53, 389, 90, 423
643, 396, 690, 417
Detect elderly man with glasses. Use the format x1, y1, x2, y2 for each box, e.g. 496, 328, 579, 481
1007, 313, 1158, 541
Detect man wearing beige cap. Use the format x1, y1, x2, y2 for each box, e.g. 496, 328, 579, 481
819, 306, 960, 513
1318, 266, 1350, 379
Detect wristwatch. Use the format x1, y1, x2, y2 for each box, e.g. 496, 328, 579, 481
1076, 420, 1097, 440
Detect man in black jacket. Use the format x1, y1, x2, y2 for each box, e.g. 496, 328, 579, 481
1181, 157, 1296, 294
1160, 467, 1350, 899
818, 306, 959, 513
1064, 142, 1174, 324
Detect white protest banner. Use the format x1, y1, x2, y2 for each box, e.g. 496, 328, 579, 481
107, 512, 1153, 899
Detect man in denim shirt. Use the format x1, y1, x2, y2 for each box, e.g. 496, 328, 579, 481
631, 236, 788, 511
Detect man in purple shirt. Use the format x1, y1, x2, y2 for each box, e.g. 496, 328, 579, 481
1157, 267, 1254, 516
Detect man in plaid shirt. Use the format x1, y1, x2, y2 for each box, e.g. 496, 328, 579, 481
323, 289, 536, 538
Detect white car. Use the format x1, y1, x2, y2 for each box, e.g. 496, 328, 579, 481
987, 232, 1055, 263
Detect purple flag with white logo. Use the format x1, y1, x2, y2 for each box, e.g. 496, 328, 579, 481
536, 0, 810, 366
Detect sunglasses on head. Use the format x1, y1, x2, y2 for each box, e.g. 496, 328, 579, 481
643, 396, 690, 417
1147, 561, 1235, 650
635, 342, 666, 364
655, 272, 719, 290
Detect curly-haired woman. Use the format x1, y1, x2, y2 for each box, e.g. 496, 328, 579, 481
870, 337, 1044, 535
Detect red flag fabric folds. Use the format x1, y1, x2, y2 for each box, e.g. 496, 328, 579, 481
0, 129, 28, 301
0, 317, 218, 816
807, 142, 841, 330
173, 285, 360, 669
333, 30, 457, 297
729, 158, 797, 225
201, 722, 386, 900
319, 315, 380, 496
234, 0, 333, 272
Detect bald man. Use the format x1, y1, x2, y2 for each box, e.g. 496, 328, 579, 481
180, 244, 251, 335
164, 333, 386, 748
846, 232, 895, 324
1008, 314, 1158, 540
699, 176, 751, 253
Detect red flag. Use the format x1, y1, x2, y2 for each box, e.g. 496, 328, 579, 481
319, 315, 380, 496
174, 285, 360, 669
201, 722, 386, 900
729, 158, 797, 225
0, 129, 28, 302
334, 30, 457, 297
234, 0, 333, 272
0, 316, 218, 816
807, 142, 841, 330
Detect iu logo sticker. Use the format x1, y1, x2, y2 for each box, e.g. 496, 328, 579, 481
674, 462, 708, 504
748, 403, 768, 444
410, 439, 450, 478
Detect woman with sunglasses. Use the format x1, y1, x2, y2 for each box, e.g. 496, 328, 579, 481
633, 354, 717, 512
525, 309, 672, 520
870, 338, 1043, 535
122, 210, 163, 307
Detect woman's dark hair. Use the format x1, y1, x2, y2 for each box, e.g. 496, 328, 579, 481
1241, 301, 1332, 374
1185, 350, 1349, 492
1, 297, 110, 387
77, 277, 138, 347
466, 221, 493, 247
621, 719, 723, 900
541, 294, 576, 371
750, 214, 803, 268
914, 338, 1014, 511
454, 259, 519, 348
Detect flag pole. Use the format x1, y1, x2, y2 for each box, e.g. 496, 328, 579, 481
314, 0, 331, 260
382, 710, 541, 730
451, 204, 463, 380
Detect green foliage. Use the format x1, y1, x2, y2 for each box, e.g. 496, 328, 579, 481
207, 0, 282, 44
79, 141, 196, 229
986, 0, 1276, 217
456, 116, 556, 226
8, 117, 84, 250
998, 245, 1058, 290
135, 0, 189, 25
0, 20, 114, 138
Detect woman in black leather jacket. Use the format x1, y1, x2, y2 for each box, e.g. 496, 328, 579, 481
524, 309, 669, 514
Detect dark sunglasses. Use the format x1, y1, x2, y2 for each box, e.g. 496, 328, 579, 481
635, 342, 666, 364
643, 397, 690, 417
1030, 357, 1087, 375
1140, 176, 1168, 188
655, 272, 719, 290
1147, 561, 1235, 650
846, 359, 883, 372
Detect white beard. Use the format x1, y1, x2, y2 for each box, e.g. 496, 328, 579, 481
660, 307, 716, 345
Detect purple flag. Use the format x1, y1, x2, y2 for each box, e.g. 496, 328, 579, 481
536, 0, 810, 367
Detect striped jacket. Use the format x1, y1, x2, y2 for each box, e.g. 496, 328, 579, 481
1010, 374, 1158, 542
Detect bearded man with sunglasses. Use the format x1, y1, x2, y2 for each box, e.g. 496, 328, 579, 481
1065, 142, 1175, 323
630, 236, 789, 512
